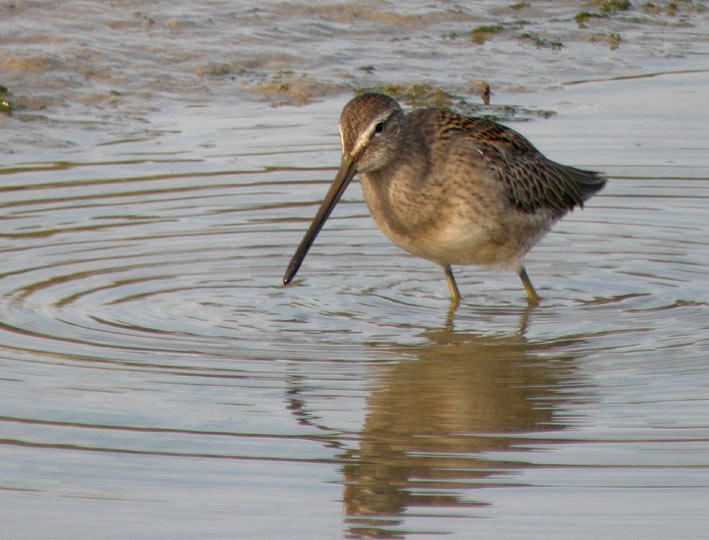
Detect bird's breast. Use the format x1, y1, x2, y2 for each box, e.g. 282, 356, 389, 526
359, 171, 554, 268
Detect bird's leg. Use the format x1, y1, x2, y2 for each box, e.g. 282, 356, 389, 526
443, 265, 461, 309
518, 266, 539, 305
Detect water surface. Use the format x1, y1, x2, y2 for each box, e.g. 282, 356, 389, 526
2, 2, 709, 539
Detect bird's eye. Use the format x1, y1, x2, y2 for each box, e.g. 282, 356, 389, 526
374, 122, 385, 134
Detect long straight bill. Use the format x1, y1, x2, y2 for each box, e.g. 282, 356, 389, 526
283, 155, 357, 285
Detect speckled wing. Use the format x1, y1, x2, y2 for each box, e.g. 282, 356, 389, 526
436, 111, 606, 214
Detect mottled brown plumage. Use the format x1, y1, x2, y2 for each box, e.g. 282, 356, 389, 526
284, 93, 606, 307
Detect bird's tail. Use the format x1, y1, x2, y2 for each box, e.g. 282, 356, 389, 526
567, 166, 607, 202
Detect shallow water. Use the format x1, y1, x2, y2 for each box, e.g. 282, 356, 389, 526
2, 2, 709, 539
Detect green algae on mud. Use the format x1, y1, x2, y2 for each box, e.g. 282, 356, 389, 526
517, 32, 563, 49
354, 82, 457, 108
1, 84, 14, 114
470, 23, 506, 44
352, 82, 556, 122
591, 31, 622, 50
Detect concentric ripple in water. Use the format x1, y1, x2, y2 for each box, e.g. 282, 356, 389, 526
2, 75, 709, 539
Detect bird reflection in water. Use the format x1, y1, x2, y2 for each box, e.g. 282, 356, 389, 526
337, 318, 582, 538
